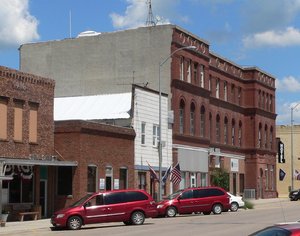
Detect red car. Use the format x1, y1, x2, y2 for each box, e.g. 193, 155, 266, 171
157, 187, 230, 217
51, 189, 158, 230
249, 222, 300, 236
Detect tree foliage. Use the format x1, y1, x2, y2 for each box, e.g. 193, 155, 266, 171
211, 168, 229, 191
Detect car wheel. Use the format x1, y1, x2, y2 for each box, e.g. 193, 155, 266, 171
123, 220, 133, 225
230, 202, 239, 212
131, 211, 145, 225
67, 216, 82, 230
212, 204, 223, 214
166, 206, 177, 217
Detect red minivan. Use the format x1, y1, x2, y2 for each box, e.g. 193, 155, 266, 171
157, 187, 230, 217
51, 189, 158, 230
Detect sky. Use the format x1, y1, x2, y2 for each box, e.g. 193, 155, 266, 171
0, 0, 300, 125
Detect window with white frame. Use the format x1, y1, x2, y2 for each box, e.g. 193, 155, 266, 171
152, 125, 160, 147
200, 65, 205, 88
179, 100, 185, 134
190, 173, 197, 187
141, 122, 146, 145
209, 75, 212, 91
216, 115, 220, 143
190, 103, 195, 135
231, 120, 235, 145
216, 79, 220, 98
187, 60, 191, 83
238, 122, 242, 147
180, 57, 184, 80
224, 81, 227, 101
193, 63, 198, 84
224, 117, 228, 144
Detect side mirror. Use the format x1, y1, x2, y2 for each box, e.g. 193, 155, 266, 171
84, 202, 91, 208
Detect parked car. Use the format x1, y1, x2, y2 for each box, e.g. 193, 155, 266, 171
157, 187, 230, 217
289, 189, 300, 201
249, 222, 300, 235
51, 189, 158, 230
227, 192, 245, 212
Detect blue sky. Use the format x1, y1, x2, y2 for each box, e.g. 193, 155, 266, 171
1, 0, 300, 125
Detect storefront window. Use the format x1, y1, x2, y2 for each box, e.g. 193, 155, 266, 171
87, 165, 97, 193
119, 168, 127, 190
57, 166, 72, 195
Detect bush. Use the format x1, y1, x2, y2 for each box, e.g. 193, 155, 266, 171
243, 200, 254, 209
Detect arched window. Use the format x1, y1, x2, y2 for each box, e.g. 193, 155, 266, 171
179, 100, 185, 134
190, 103, 195, 135
238, 121, 242, 147
264, 124, 268, 148
216, 114, 220, 143
187, 60, 192, 83
200, 65, 205, 88
200, 106, 205, 137
258, 123, 262, 148
269, 95, 273, 112
270, 126, 273, 149
209, 113, 212, 139
231, 119, 235, 145
262, 92, 265, 109
258, 90, 261, 108
224, 117, 228, 144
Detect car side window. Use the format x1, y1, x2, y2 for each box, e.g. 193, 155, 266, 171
86, 195, 103, 207
126, 191, 148, 202
104, 192, 126, 205
180, 190, 193, 199
193, 189, 208, 198
207, 189, 225, 197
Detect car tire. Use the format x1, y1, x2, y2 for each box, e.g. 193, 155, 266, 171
67, 216, 82, 230
212, 204, 223, 214
131, 211, 145, 225
166, 206, 177, 217
123, 220, 133, 225
230, 202, 239, 212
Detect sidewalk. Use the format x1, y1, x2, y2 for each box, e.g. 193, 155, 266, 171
0, 218, 50, 234
0, 198, 291, 234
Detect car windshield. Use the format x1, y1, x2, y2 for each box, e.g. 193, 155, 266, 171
70, 193, 93, 207
166, 190, 184, 200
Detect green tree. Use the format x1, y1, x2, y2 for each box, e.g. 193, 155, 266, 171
211, 168, 229, 190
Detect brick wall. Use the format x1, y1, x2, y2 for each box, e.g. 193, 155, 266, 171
54, 120, 135, 210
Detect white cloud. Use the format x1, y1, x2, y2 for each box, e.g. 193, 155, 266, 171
109, 0, 177, 29
0, 0, 39, 50
243, 27, 300, 48
276, 76, 300, 92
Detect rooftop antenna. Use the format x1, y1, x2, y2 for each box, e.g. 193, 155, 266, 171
145, 0, 156, 26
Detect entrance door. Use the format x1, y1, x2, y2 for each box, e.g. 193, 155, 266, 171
232, 173, 237, 195
105, 167, 113, 191
40, 180, 47, 218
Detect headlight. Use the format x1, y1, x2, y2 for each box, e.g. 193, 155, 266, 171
157, 205, 164, 209
56, 214, 65, 218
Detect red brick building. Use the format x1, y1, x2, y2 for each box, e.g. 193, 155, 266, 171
54, 120, 135, 210
0, 66, 78, 220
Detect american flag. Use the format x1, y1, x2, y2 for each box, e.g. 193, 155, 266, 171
171, 163, 181, 185
162, 165, 172, 184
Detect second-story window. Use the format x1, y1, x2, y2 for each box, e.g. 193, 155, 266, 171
0, 97, 8, 140
200, 106, 205, 137
258, 124, 262, 148
264, 125, 268, 149
216, 115, 220, 143
29, 102, 38, 143
190, 103, 195, 135
152, 124, 160, 147
270, 127, 273, 149
179, 100, 185, 135
141, 122, 146, 145
14, 100, 24, 142
224, 117, 228, 144
231, 120, 235, 145
238, 87, 242, 105
209, 75, 212, 91
238, 121, 242, 147
231, 84, 235, 103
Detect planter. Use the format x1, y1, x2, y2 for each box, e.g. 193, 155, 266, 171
1, 214, 9, 222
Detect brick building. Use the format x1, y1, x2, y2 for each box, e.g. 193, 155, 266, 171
54, 120, 135, 210
20, 24, 277, 198
0, 66, 77, 220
